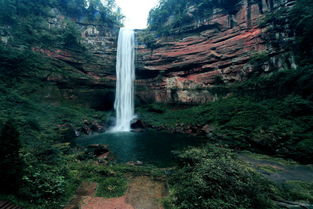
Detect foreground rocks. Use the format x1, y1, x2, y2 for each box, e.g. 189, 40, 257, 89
87, 144, 110, 163
57, 121, 106, 139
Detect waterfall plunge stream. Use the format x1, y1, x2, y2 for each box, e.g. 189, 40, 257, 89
112, 28, 136, 132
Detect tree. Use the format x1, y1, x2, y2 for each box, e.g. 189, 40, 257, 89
0, 0, 17, 24
148, 0, 240, 33
0, 120, 23, 194
289, 0, 313, 65
59, 0, 86, 18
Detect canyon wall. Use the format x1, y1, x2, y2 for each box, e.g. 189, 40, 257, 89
0, 0, 296, 108
15, 9, 119, 111
135, 0, 296, 104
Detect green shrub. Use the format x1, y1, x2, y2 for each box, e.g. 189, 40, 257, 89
234, 67, 313, 100
166, 146, 277, 209
17, 140, 71, 208
280, 181, 313, 203
249, 51, 270, 66
138, 31, 159, 49
262, 0, 313, 65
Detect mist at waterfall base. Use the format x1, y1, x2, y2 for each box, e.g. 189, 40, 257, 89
111, 28, 136, 132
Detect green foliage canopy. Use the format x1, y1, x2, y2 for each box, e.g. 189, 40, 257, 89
148, 0, 240, 33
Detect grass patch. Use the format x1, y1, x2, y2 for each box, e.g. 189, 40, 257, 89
96, 177, 127, 198
281, 181, 313, 203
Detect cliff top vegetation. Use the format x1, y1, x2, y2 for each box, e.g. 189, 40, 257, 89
148, 0, 240, 34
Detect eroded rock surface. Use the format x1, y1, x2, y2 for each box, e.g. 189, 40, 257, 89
135, 0, 296, 104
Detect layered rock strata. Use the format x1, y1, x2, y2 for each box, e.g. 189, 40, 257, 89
135, 0, 296, 104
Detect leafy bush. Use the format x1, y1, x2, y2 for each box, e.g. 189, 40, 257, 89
249, 51, 270, 65
262, 0, 313, 66
280, 181, 313, 203
137, 31, 159, 50
289, 0, 313, 65
165, 146, 277, 209
17, 140, 72, 208
234, 67, 313, 100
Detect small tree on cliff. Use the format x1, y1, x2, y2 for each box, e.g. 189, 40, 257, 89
0, 120, 23, 194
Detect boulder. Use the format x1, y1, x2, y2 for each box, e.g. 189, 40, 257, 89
126, 161, 144, 166
131, 120, 145, 129
81, 125, 92, 135
201, 124, 214, 134
90, 122, 105, 132
87, 144, 109, 156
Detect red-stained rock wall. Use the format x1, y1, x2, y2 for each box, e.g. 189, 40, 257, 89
15, 0, 296, 107
135, 0, 296, 104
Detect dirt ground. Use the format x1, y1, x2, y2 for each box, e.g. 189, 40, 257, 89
65, 176, 167, 209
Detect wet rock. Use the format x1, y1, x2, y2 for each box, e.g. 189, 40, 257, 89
74, 129, 81, 137
87, 144, 109, 157
131, 120, 145, 129
87, 144, 107, 149
81, 125, 92, 135
127, 161, 144, 166
275, 199, 313, 209
83, 120, 91, 125
90, 122, 105, 132
97, 152, 110, 164
131, 129, 144, 133
185, 129, 193, 134
201, 124, 214, 134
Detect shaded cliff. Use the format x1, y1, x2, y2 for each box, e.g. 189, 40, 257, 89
0, 0, 297, 107
0, 0, 120, 111
0, 1, 125, 145
0, 0, 302, 112
31, 19, 119, 111
135, 0, 296, 104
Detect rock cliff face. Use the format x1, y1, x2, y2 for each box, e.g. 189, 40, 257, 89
27, 10, 119, 111
2, 0, 296, 108
135, 0, 296, 104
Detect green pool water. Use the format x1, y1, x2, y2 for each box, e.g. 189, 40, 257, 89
75, 131, 204, 167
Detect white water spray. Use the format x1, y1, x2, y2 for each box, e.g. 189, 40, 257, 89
111, 28, 136, 132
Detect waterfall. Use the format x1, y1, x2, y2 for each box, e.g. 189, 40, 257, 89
112, 28, 136, 132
